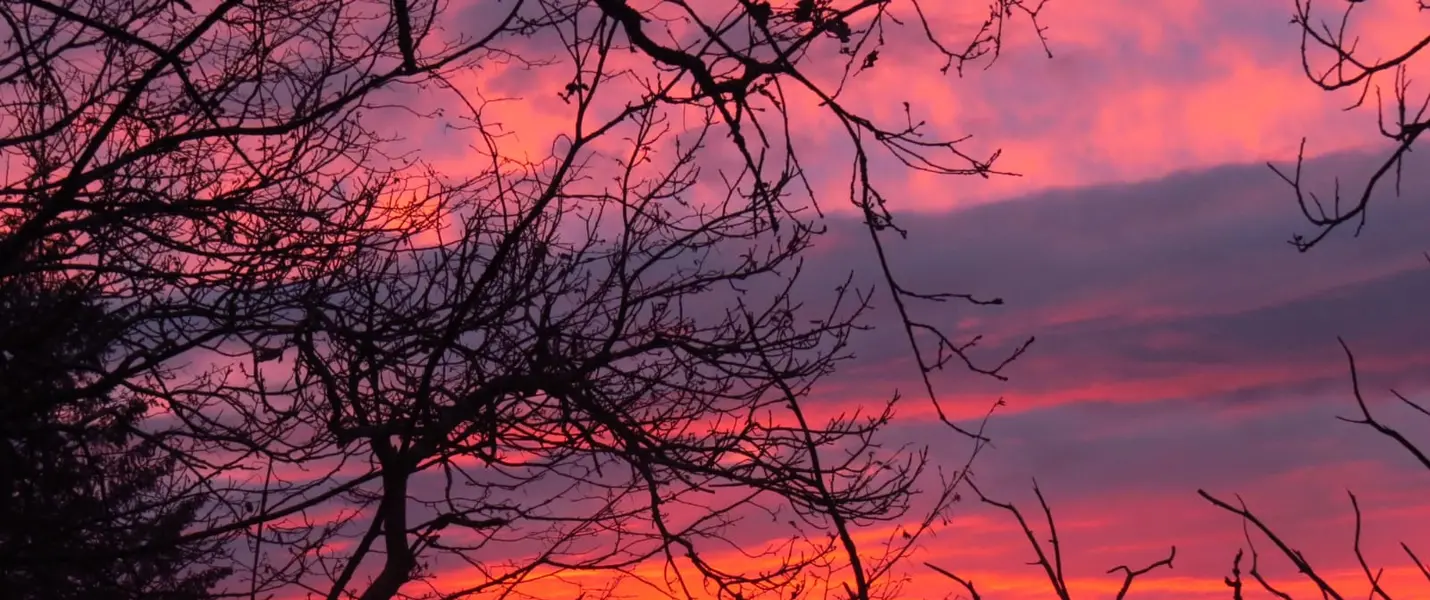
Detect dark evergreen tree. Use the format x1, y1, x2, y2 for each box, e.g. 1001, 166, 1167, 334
0, 273, 231, 600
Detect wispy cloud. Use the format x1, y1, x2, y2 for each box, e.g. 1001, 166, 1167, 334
370, 0, 1430, 596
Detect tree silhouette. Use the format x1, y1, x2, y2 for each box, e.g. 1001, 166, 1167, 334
0, 0, 1048, 599
0, 270, 232, 599
1199, 341, 1430, 599
1270, 0, 1430, 250
925, 479, 1176, 599
1197, 1, 1430, 596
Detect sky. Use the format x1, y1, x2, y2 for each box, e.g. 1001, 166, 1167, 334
789, 0, 1430, 595
830, 149, 1430, 598
291, 0, 1430, 597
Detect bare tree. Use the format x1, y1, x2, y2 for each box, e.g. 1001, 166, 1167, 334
1191, 2, 1430, 597
1199, 340, 1430, 599
1, 0, 1051, 599
925, 479, 1176, 600
1271, 0, 1430, 250
0, 0, 483, 442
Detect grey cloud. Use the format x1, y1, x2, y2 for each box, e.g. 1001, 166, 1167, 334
800, 149, 1430, 382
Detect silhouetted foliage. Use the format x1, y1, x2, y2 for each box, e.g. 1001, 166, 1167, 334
0, 271, 232, 599
0, 0, 1049, 599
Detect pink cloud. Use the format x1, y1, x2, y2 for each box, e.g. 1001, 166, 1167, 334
137, 1, 1430, 597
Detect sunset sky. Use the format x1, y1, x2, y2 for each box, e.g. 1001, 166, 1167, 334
330, 0, 1430, 597
794, 0, 1430, 596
